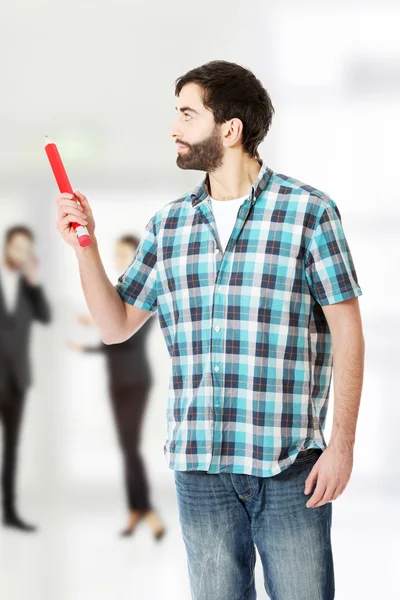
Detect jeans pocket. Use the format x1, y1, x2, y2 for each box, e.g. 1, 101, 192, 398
294, 448, 323, 465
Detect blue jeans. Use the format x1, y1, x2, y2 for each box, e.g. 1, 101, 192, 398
174, 448, 334, 600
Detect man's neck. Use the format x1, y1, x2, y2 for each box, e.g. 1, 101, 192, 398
207, 154, 262, 201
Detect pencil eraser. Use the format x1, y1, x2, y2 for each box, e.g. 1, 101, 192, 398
78, 235, 91, 247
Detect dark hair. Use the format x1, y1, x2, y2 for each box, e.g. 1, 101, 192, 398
118, 234, 140, 249
4, 225, 34, 246
174, 60, 275, 158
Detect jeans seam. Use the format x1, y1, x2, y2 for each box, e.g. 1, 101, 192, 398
249, 476, 255, 498
249, 545, 256, 600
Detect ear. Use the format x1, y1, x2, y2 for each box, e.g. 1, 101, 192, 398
222, 118, 243, 149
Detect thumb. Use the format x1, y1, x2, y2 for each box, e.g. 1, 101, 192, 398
73, 190, 90, 208
304, 465, 318, 494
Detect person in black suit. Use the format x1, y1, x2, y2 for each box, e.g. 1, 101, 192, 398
0, 225, 51, 532
68, 234, 165, 540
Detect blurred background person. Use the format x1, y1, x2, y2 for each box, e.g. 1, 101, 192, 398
67, 234, 166, 540
0, 225, 51, 532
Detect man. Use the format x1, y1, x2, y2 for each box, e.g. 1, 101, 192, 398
55, 60, 365, 599
0, 225, 51, 532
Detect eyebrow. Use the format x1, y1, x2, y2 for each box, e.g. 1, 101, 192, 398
175, 106, 200, 115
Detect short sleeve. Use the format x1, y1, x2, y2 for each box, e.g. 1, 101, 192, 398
304, 200, 363, 306
115, 215, 158, 314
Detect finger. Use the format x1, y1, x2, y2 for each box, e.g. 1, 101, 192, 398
304, 466, 318, 495
57, 206, 87, 225
57, 205, 88, 222
56, 193, 74, 202
57, 199, 86, 212
61, 213, 88, 227
312, 485, 335, 507
73, 191, 93, 214
306, 479, 326, 508
57, 211, 87, 227
330, 483, 341, 501
58, 214, 88, 231
56, 197, 90, 219
73, 190, 88, 204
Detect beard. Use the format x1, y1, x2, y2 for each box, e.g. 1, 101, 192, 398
176, 125, 224, 173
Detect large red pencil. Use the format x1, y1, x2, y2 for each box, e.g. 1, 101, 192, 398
45, 136, 91, 248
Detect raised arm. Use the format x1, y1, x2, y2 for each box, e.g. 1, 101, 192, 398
55, 191, 153, 343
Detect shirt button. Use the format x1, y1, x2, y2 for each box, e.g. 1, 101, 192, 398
215, 248, 220, 254
214, 365, 220, 372
217, 285, 223, 293
214, 325, 220, 332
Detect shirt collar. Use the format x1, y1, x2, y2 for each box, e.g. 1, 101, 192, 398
190, 158, 273, 208
0, 263, 16, 277
0, 264, 20, 283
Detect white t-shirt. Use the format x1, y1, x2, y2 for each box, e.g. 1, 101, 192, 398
209, 194, 249, 253
0, 263, 20, 314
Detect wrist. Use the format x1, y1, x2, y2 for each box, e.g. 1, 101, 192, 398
329, 435, 355, 453
75, 235, 98, 256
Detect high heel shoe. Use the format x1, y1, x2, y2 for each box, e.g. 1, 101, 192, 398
119, 525, 137, 537
142, 509, 167, 542
3, 514, 38, 533
153, 526, 167, 542
119, 511, 144, 537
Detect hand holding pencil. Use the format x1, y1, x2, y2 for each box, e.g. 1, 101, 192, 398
55, 190, 96, 250
45, 135, 94, 249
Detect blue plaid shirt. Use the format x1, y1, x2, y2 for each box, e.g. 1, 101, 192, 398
115, 160, 362, 477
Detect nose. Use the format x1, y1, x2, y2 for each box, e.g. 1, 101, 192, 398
169, 117, 182, 139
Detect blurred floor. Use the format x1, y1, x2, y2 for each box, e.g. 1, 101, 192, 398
0, 475, 398, 599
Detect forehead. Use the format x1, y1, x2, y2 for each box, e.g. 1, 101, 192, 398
8, 233, 32, 247
176, 82, 206, 112
117, 241, 136, 251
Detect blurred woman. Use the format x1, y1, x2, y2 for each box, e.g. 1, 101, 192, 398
68, 234, 165, 541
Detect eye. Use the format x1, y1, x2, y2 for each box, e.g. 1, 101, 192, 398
184, 113, 192, 121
